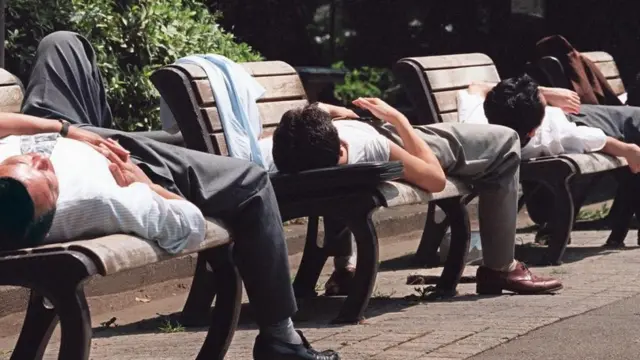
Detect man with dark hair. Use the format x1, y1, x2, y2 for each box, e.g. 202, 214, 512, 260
270, 97, 563, 296
476, 75, 640, 247
0, 31, 339, 360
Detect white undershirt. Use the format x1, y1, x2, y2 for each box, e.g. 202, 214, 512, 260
456, 90, 607, 159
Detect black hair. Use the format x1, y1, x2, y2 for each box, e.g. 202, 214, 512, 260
272, 104, 341, 173
0, 177, 55, 250
484, 74, 546, 146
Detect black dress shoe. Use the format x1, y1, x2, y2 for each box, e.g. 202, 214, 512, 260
253, 330, 340, 360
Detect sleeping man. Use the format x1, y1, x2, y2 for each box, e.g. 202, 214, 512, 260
466, 75, 640, 247
0, 31, 340, 360
268, 97, 563, 296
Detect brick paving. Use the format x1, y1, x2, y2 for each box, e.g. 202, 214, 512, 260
3, 229, 640, 359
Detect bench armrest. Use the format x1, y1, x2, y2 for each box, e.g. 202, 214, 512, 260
270, 161, 404, 198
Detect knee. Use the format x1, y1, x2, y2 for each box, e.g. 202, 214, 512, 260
244, 162, 271, 190
38, 31, 84, 52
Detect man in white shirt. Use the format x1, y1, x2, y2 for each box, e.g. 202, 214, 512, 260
0, 30, 338, 360
270, 98, 563, 297
480, 75, 640, 247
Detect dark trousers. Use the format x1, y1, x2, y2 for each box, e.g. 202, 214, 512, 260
20, 31, 297, 326
525, 104, 640, 226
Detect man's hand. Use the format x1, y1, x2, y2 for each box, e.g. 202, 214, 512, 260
539, 87, 581, 114
316, 103, 360, 119
352, 97, 408, 126
97, 143, 153, 187
67, 127, 130, 161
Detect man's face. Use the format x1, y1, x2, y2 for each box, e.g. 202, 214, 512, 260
0, 154, 59, 217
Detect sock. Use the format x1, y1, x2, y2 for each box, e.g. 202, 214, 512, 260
333, 235, 358, 270
262, 318, 302, 344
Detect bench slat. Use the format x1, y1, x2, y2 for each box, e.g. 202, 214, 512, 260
593, 61, 620, 79
582, 51, 614, 63
433, 89, 460, 113
405, 53, 494, 71
0, 85, 24, 113
201, 99, 309, 132
440, 112, 459, 123
194, 75, 306, 107
426, 65, 500, 92
561, 153, 627, 175
608, 78, 625, 95
179, 61, 297, 80
378, 179, 471, 208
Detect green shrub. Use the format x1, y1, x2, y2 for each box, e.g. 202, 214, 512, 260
6, 0, 262, 131
331, 61, 393, 106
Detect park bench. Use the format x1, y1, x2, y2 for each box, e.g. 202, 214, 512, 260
393, 53, 628, 265
0, 70, 241, 360
150, 59, 478, 323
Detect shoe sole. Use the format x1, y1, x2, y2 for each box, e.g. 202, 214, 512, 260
477, 284, 564, 295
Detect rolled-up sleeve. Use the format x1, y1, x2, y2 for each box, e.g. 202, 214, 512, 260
47, 183, 207, 254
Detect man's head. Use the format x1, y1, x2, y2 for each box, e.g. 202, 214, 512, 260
484, 74, 546, 145
272, 104, 348, 173
0, 153, 58, 249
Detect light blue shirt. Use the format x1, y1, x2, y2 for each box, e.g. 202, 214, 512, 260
160, 54, 267, 168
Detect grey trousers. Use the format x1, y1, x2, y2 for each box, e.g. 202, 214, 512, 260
330, 122, 522, 271
20, 31, 297, 326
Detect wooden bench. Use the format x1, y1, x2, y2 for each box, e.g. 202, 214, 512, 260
0, 70, 241, 359
150, 60, 478, 319
393, 53, 628, 265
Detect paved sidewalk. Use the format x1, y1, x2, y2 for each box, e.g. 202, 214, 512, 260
1, 227, 639, 359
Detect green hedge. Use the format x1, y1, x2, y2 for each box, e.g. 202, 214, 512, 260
6, 0, 262, 131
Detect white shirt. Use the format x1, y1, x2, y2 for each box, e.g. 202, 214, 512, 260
259, 120, 391, 171
456, 90, 607, 159
0, 134, 207, 254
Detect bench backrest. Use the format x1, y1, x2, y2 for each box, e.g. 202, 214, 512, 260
393, 54, 500, 125
582, 51, 625, 96
151, 61, 308, 156
0, 69, 24, 113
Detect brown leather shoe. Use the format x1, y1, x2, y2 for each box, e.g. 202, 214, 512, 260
476, 261, 563, 295
324, 267, 355, 296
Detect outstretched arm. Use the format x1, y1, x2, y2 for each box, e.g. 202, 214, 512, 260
352, 98, 446, 192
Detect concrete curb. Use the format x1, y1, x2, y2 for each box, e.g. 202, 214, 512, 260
0, 202, 479, 319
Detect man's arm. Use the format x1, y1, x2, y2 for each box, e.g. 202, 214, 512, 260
538, 87, 581, 114
352, 98, 446, 192
0, 112, 62, 137
315, 102, 360, 119
601, 137, 640, 173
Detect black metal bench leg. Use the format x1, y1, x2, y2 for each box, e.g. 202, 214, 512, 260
414, 203, 450, 268
56, 287, 92, 360
434, 197, 470, 298
293, 216, 327, 298
333, 210, 378, 324
181, 254, 217, 327
11, 291, 58, 360
543, 177, 575, 266
196, 245, 242, 360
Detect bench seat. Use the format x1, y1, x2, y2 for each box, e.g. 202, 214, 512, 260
379, 179, 472, 208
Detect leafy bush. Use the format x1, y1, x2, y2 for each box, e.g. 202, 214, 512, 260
5, 0, 262, 131
331, 61, 393, 106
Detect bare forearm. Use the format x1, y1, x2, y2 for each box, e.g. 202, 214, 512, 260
602, 137, 637, 157
391, 115, 441, 167
151, 184, 185, 201
0, 113, 62, 138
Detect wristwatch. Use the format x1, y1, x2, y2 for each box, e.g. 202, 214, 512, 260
58, 119, 70, 137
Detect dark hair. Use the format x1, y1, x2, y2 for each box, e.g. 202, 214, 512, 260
484, 74, 546, 146
0, 177, 55, 250
272, 104, 341, 173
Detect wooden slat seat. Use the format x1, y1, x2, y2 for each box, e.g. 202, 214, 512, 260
0, 68, 240, 360
394, 52, 630, 265
378, 179, 471, 208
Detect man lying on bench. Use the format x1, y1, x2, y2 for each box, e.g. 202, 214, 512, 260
0, 31, 339, 360
265, 97, 563, 296
478, 75, 640, 247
